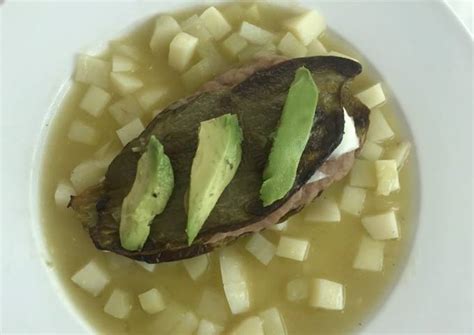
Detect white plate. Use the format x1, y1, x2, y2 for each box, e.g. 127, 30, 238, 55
1, 1, 472, 333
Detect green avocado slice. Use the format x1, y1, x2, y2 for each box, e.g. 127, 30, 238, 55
119, 135, 174, 251
186, 114, 243, 244
260, 66, 319, 206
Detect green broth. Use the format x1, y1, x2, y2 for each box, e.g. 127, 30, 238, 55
40, 3, 416, 334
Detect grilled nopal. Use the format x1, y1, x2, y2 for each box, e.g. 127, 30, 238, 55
70, 56, 369, 263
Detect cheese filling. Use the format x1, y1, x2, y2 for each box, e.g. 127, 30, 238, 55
307, 108, 359, 183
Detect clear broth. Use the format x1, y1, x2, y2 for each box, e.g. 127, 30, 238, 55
40, 3, 416, 334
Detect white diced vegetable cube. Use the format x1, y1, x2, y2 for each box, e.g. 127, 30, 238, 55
366, 109, 394, 143
196, 319, 224, 335
327, 51, 359, 62
183, 254, 209, 280
231, 316, 264, 335
197, 288, 230, 325
285, 10, 326, 45
220, 248, 245, 284
135, 260, 156, 273
110, 41, 145, 63
112, 54, 138, 72
110, 72, 143, 95
245, 4, 261, 23
173, 311, 199, 334
168, 32, 199, 72
54, 181, 76, 208
385, 141, 411, 170
94, 141, 121, 167
70, 160, 106, 192
222, 4, 244, 26
286, 278, 309, 302
356, 83, 386, 109
95, 155, 114, 170
375, 160, 400, 196
182, 58, 215, 91
197, 41, 222, 61
182, 15, 212, 41
196, 41, 227, 71
104, 252, 133, 271
309, 278, 345, 310
359, 141, 384, 161
245, 233, 276, 265
276, 236, 310, 261
268, 221, 288, 232
153, 302, 187, 333
67, 120, 98, 145
219, 248, 250, 314
109, 96, 143, 126
139, 288, 166, 314
222, 33, 249, 58
104, 289, 132, 319
306, 38, 327, 56
257, 43, 278, 57
135, 87, 167, 111
259, 307, 287, 335
200, 7, 232, 40
339, 186, 367, 216
304, 198, 341, 222
361, 211, 399, 240
75, 55, 111, 89
223, 282, 250, 315
150, 16, 181, 54
116, 118, 144, 146
349, 159, 376, 188
79, 85, 111, 117
238, 43, 276, 63
71, 260, 110, 296
353, 236, 385, 272
239, 21, 274, 45
277, 32, 307, 58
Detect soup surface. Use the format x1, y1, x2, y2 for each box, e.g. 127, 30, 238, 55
40, 3, 415, 334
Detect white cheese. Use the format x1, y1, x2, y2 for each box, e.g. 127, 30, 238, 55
329, 109, 359, 159
307, 170, 327, 184
307, 110, 359, 186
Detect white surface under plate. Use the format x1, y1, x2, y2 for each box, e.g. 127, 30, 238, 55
1, 1, 472, 334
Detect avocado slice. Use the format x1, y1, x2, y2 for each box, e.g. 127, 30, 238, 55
119, 135, 174, 251
260, 67, 319, 206
186, 114, 243, 244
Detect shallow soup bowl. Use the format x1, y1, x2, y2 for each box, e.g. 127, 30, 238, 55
1, 0, 472, 333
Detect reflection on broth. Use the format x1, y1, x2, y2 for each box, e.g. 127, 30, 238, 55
41, 3, 415, 334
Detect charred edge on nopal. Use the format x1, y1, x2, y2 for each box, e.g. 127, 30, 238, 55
71, 56, 368, 263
